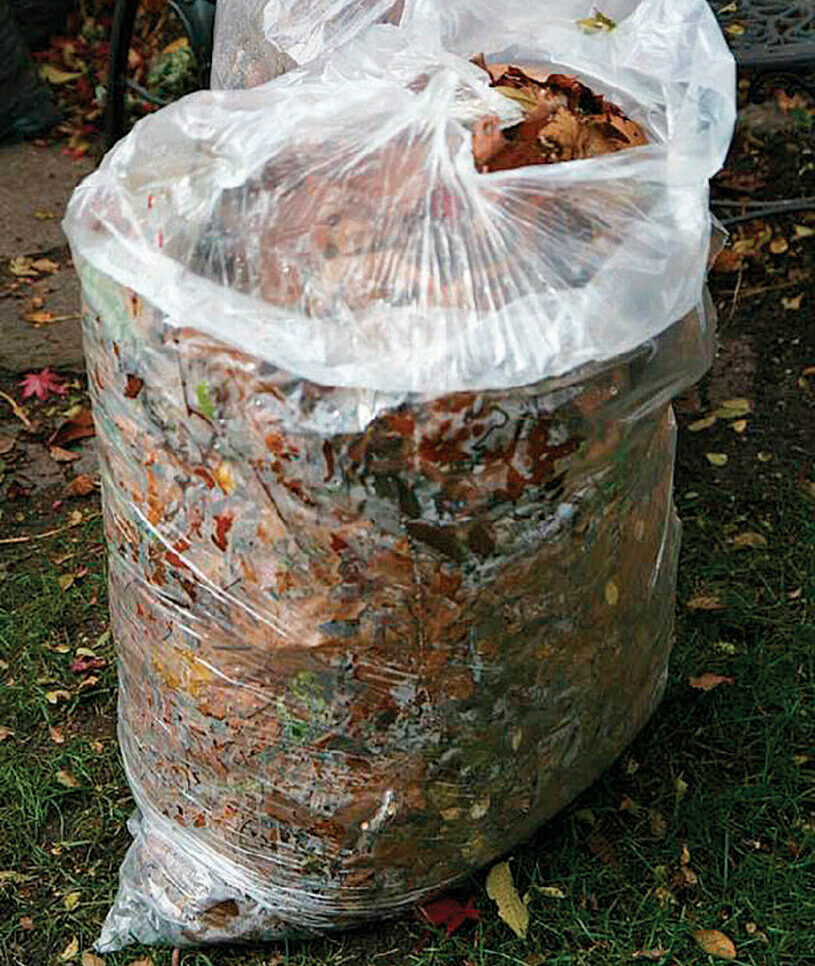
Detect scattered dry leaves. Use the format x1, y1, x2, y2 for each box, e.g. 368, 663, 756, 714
63, 891, 81, 911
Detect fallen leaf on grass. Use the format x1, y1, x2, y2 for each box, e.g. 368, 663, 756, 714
732, 419, 747, 434
59, 573, 75, 591
782, 294, 803, 310
50, 446, 80, 463
68, 475, 96, 497
0, 434, 15, 454
63, 891, 81, 911
757, 451, 772, 462
59, 936, 79, 961
76, 675, 99, 692
45, 689, 71, 704
486, 861, 529, 939
688, 415, 716, 432
692, 929, 736, 960
419, 896, 480, 935
649, 809, 667, 838
535, 885, 566, 899
689, 673, 734, 692
686, 594, 724, 611
126, 958, 155, 966
0, 726, 14, 742
49, 726, 65, 744
70, 655, 106, 674
733, 531, 767, 548
57, 769, 79, 788
631, 951, 669, 961
794, 225, 815, 240
20, 367, 67, 401
706, 453, 728, 467
81, 952, 105, 966
769, 236, 789, 254
713, 398, 752, 419
19, 915, 34, 930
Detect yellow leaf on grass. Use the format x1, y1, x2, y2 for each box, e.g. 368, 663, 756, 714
81, 952, 105, 966
733, 531, 767, 548
794, 225, 815, 240
40, 65, 83, 85
732, 419, 747, 434
686, 594, 724, 611
688, 415, 716, 432
769, 236, 789, 254
689, 673, 735, 692
63, 891, 81, 911
692, 929, 736, 960
713, 398, 752, 419
782, 294, 803, 311
60, 936, 80, 961
59, 573, 75, 591
536, 885, 566, 899
486, 861, 529, 939
706, 453, 728, 467
604, 580, 619, 606
45, 689, 71, 704
57, 769, 79, 788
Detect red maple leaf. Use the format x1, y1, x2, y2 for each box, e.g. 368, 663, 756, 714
70, 655, 107, 674
419, 896, 480, 935
19, 367, 67, 401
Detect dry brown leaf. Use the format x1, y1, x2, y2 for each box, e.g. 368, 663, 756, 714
782, 294, 803, 310
19, 915, 35, 930
68, 475, 96, 497
680, 844, 691, 866
0, 726, 14, 742
649, 808, 667, 839
30, 258, 60, 273
486, 861, 529, 939
686, 594, 724, 611
49, 408, 95, 448
57, 769, 79, 788
59, 936, 80, 961
49, 726, 65, 744
692, 929, 736, 960
733, 531, 767, 549
769, 236, 789, 254
81, 952, 105, 966
712, 248, 743, 273
0, 434, 15, 454
50, 446, 80, 463
689, 673, 735, 692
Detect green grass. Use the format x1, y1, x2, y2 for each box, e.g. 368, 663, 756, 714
1, 449, 812, 966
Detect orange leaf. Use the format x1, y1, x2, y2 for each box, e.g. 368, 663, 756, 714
692, 929, 736, 960
689, 673, 734, 692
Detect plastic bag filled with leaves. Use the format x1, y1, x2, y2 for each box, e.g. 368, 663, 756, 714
64, 0, 735, 951
211, 0, 405, 88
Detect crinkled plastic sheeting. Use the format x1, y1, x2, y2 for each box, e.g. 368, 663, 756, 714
211, 0, 405, 89
63, 0, 735, 951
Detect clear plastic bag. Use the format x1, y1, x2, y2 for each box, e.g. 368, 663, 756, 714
63, 0, 735, 951
212, 0, 404, 88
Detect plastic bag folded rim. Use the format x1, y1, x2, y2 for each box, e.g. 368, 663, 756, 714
63, 0, 735, 395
